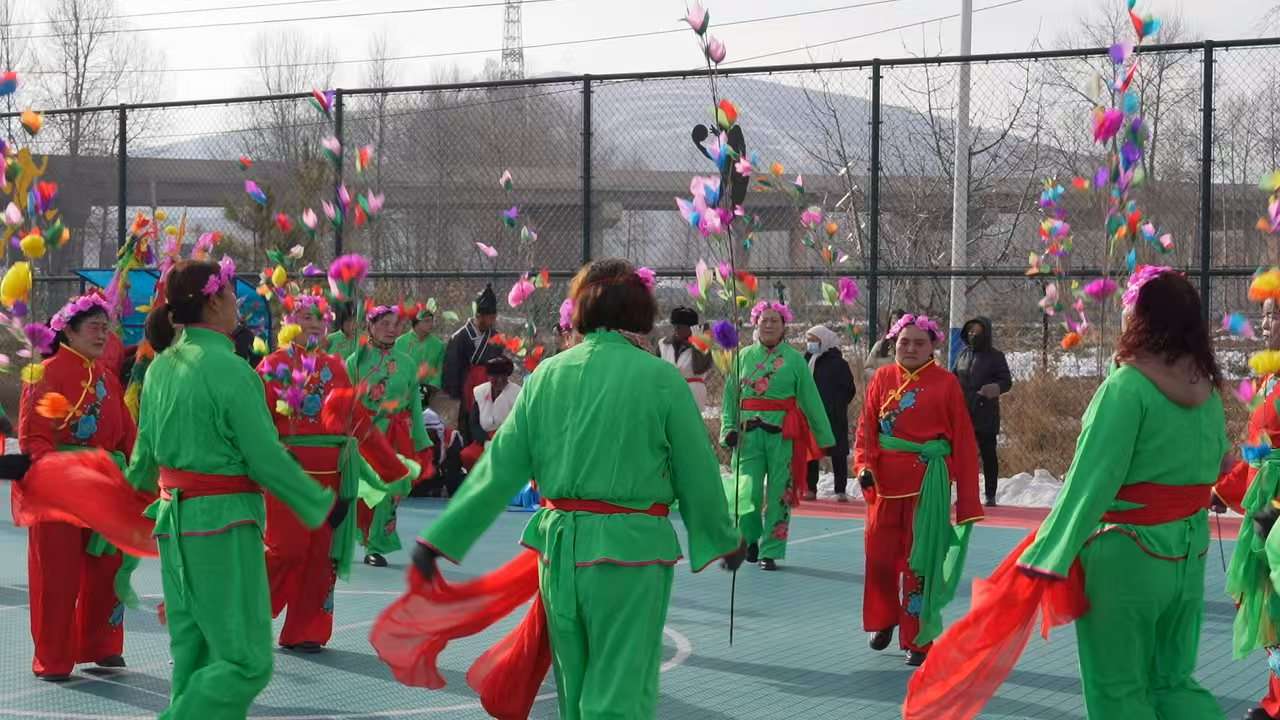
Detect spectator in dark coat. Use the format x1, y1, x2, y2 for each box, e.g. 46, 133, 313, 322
953, 316, 1013, 506
804, 325, 855, 501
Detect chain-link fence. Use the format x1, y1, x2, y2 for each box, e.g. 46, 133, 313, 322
3, 38, 1278, 481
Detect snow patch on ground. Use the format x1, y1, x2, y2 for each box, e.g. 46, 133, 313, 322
993, 469, 1063, 507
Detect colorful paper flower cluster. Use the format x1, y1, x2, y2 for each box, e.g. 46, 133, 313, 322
750, 300, 794, 325
201, 256, 237, 297
1120, 264, 1173, 308
886, 313, 943, 342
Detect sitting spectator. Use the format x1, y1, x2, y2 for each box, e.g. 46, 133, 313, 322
460, 357, 522, 469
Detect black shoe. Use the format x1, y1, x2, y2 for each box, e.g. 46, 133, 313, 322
759, 558, 777, 571
94, 655, 126, 669
868, 628, 894, 651
364, 553, 387, 567
745, 543, 759, 564
984, 496, 997, 507
906, 650, 927, 667
284, 641, 324, 654
35, 672, 71, 682
1246, 708, 1278, 720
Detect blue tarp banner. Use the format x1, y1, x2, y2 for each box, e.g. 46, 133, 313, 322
73, 270, 271, 346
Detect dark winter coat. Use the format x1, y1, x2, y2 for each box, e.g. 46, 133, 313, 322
805, 348, 855, 452
953, 316, 1013, 436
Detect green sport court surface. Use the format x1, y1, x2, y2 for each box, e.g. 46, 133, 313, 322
0, 497, 1268, 719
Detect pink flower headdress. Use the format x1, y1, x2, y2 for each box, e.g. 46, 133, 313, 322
886, 313, 942, 342
750, 300, 794, 325
50, 293, 112, 332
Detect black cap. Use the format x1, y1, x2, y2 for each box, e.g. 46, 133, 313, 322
485, 356, 514, 376
670, 306, 698, 327
476, 284, 498, 315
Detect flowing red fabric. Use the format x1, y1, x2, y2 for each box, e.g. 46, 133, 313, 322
9, 449, 158, 558
903, 532, 1088, 720
741, 397, 825, 506
369, 548, 548, 719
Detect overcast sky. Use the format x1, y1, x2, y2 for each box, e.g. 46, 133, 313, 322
8, 0, 1273, 104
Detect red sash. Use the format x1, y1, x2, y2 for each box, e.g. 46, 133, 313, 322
741, 397, 825, 506
461, 364, 488, 413
158, 468, 259, 501
903, 482, 1212, 719
370, 500, 669, 720
686, 377, 705, 384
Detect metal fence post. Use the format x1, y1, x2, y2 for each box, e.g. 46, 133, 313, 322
1199, 41, 1214, 320
117, 104, 127, 249
334, 88, 345, 258
581, 75, 593, 265
867, 60, 882, 342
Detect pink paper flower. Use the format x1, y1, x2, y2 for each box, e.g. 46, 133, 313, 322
887, 314, 942, 342
558, 297, 575, 329
837, 277, 859, 305
683, 3, 708, 35
635, 266, 656, 290
508, 275, 535, 308
750, 300, 794, 325
1083, 277, 1118, 302
705, 36, 726, 64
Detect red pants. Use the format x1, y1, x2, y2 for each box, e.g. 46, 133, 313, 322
265, 448, 340, 647
862, 495, 929, 652
27, 523, 124, 676
1261, 662, 1280, 717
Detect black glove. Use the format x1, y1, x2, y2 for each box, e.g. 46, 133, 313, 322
412, 542, 440, 581
0, 453, 31, 482
858, 469, 875, 490
1209, 493, 1228, 515
723, 431, 739, 449
326, 499, 349, 529
720, 539, 748, 572
1254, 504, 1280, 540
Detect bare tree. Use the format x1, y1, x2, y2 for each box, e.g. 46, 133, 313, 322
0, 0, 30, 122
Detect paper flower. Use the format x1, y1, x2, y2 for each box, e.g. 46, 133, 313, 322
35, 181, 57, 211
252, 337, 268, 355
1219, 313, 1254, 340
360, 192, 384, 218
274, 213, 294, 234
1237, 379, 1257, 405
800, 206, 823, 229
3, 202, 20, 226
1083, 277, 1118, 302
502, 206, 519, 229
0, 72, 16, 97
1109, 42, 1133, 65
508, 275, 536, 308
1123, 265, 1173, 307
271, 265, 288, 288
35, 392, 70, 420
635, 266, 656, 291
322, 136, 341, 166
19, 231, 44, 259
683, 3, 709, 34
837, 277, 859, 305
705, 36, 726, 64
24, 323, 54, 355
327, 254, 369, 300
1, 261, 31, 307
500, 169, 513, 191
20, 109, 41, 136
49, 294, 111, 332
301, 208, 318, 234
558, 297, 575, 329
716, 99, 738, 130
1251, 350, 1280, 377
733, 156, 753, 177
475, 242, 498, 258
750, 300, 794, 325
1092, 107, 1125, 143
1061, 331, 1082, 350
244, 180, 268, 206
520, 225, 538, 243
202, 256, 236, 296
310, 88, 335, 117
278, 323, 303, 347
356, 145, 373, 173
711, 319, 738, 349
337, 184, 351, 212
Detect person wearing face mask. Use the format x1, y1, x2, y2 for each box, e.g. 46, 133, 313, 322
803, 326, 855, 502
657, 306, 712, 408
953, 317, 1013, 507
18, 293, 137, 680
350, 305, 435, 568
721, 301, 835, 571
1213, 296, 1280, 720
854, 313, 982, 667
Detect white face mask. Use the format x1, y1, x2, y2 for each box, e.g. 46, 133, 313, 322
806, 341, 821, 355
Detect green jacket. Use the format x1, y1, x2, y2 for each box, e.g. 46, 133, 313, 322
720, 342, 836, 448
126, 327, 334, 536
421, 330, 740, 571
346, 344, 431, 453
1019, 365, 1228, 576
326, 331, 360, 364
394, 331, 446, 389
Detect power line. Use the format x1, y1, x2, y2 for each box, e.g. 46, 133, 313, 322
727, 0, 1031, 65
0, 0, 343, 28
9, 0, 557, 42
22, 0, 910, 75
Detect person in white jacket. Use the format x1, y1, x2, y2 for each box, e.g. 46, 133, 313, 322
471, 356, 521, 438
656, 306, 712, 408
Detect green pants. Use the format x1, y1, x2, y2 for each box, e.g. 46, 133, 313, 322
541, 561, 674, 720
1076, 531, 1223, 719
733, 429, 793, 559
158, 525, 273, 720
359, 495, 403, 556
